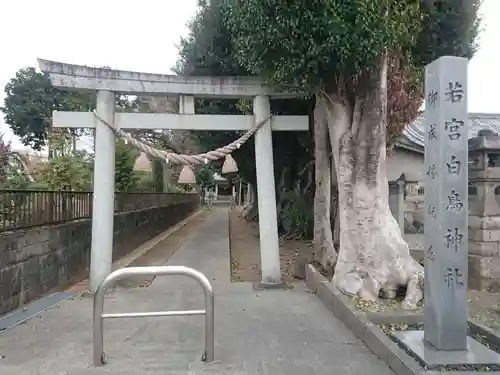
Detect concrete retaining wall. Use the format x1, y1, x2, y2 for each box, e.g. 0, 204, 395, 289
0, 200, 198, 315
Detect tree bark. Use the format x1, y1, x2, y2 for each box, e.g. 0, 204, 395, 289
318, 55, 423, 309
313, 100, 337, 269
276, 167, 288, 218
242, 183, 258, 220
330, 156, 340, 250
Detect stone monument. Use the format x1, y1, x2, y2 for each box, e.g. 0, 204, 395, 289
423, 55, 469, 351
393, 56, 500, 369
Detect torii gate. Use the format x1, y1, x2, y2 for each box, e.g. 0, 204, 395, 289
38, 59, 308, 292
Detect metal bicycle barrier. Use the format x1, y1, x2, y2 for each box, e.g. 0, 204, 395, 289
92, 266, 215, 366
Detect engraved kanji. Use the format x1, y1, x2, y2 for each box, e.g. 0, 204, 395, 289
445, 268, 465, 288
426, 164, 437, 179
427, 90, 438, 108
446, 189, 464, 212
444, 118, 465, 141
446, 155, 461, 175
444, 81, 464, 103
428, 124, 438, 140
444, 228, 464, 252
427, 204, 437, 218
427, 245, 436, 261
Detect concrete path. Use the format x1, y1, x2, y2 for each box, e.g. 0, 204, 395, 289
0, 208, 393, 375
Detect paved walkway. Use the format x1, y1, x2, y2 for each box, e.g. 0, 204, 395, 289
0, 208, 393, 375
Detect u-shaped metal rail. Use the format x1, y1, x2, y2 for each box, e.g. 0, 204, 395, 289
92, 266, 214, 366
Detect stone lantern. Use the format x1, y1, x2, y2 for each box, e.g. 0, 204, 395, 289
468, 129, 500, 291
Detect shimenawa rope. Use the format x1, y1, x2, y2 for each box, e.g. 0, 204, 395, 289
92, 110, 269, 166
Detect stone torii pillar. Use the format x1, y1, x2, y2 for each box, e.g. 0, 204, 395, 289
91, 91, 116, 288
38, 59, 308, 291
253, 96, 280, 283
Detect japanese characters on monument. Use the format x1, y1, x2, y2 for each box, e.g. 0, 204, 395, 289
423, 56, 468, 351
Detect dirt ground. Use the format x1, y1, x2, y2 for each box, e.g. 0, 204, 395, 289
229, 208, 314, 284
346, 280, 500, 335
229, 209, 500, 333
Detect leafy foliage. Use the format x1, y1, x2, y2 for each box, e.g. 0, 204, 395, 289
134, 172, 161, 192
1, 67, 94, 151
115, 139, 139, 192
4, 168, 32, 190
23, 130, 92, 191
224, 0, 480, 144
33, 152, 93, 191
226, 0, 480, 94
174, 0, 248, 77
279, 191, 313, 240
195, 164, 215, 188
413, 0, 482, 66
226, 0, 420, 92
0, 133, 11, 187
0, 134, 34, 189
151, 159, 165, 192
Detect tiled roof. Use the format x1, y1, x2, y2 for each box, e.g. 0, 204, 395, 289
402, 112, 500, 148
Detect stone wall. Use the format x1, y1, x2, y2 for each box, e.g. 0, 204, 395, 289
0, 200, 198, 315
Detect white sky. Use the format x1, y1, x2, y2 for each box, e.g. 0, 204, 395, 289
0, 0, 498, 151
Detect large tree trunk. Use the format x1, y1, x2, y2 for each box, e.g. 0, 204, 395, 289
319, 56, 423, 309
313, 102, 337, 269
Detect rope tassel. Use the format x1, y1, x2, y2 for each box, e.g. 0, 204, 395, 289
178, 165, 196, 185
222, 154, 238, 174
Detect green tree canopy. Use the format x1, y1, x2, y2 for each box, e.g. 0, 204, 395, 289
226, 0, 480, 92
1, 67, 94, 151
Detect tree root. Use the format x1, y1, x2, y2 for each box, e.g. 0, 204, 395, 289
334, 261, 424, 310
